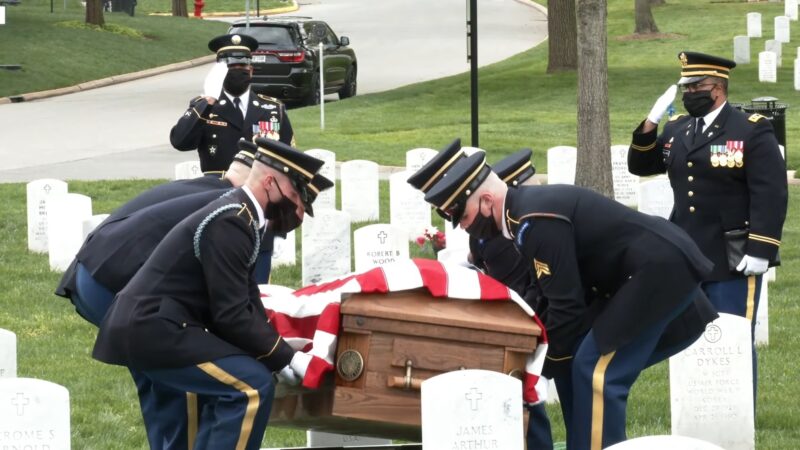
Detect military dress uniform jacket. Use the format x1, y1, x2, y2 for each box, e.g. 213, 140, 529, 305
628, 104, 787, 281
170, 92, 294, 172
92, 188, 294, 372
55, 176, 235, 300
504, 185, 716, 363
469, 236, 540, 308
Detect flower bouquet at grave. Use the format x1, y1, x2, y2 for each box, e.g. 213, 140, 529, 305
415, 226, 446, 254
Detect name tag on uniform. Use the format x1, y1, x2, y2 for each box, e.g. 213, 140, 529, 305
208, 120, 228, 127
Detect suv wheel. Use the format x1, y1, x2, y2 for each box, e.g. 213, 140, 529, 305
305, 73, 321, 106
339, 65, 357, 99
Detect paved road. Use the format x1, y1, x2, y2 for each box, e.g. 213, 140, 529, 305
0, 0, 546, 182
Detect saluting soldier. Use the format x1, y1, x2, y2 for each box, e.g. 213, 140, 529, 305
93, 138, 328, 450
55, 144, 257, 327
424, 152, 718, 450
628, 51, 788, 404
408, 142, 552, 450
170, 33, 295, 173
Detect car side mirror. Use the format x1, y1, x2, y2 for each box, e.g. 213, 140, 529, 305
339, 36, 350, 46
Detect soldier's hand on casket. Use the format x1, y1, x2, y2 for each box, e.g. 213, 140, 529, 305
647, 84, 678, 125
736, 254, 769, 276
275, 365, 301, 386
274, 351, 312, 386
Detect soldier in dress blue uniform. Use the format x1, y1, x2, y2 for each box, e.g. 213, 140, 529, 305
424, 153, 718, 450
628, 51, 788, 405
93, 138, 329, 450
170, 33, 295, 173
55, 145, 257, 327
408, 142, 552, 450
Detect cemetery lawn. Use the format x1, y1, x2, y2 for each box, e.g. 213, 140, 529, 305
1, 179, 800, 447
286, 0, 800, 171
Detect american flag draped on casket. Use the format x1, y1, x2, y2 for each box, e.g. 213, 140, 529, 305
260, 258, 549, 404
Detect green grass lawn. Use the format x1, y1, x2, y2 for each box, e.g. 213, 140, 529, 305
1, 180, 799, 448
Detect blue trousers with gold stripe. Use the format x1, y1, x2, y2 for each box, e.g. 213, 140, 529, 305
138, 355, 275, 450
560, 288, 700, 450
702, 275, 762, 405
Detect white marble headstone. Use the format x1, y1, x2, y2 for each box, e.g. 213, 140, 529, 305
746, 12, 762, 38
606, 435, 725, 450
271, 230, 296, 267
305, 149, 337, 211
306, 430, 391, 447
787, 0, 799, 21
436, 246, 471, 266
766, 266, 777, 282
353, 224, 409, 272
0, 378, 70, 450
0, 329, 16, 379
405, 148, 439, 173
669, 314, 755, 450
422, 369, 524, 450
545, 378, 560, 404
174, 160, 202, 180
610, 145, 639, 207
26, 179, 68, 253
733, 36, 751, 64
637, 176, 674, 219
755, 279, 768, 346
47, 193, 93, 272
765, 39, 783, 66
340, 160, 379, 222
759, 51, 778, 82
795, 59, 800, 90
775, 16, 791, 44
301, 209, 351, 285
546, 146, 577, 185
389, 171, 431, 240
445, 223, 471, 254
82, 214, 109, 240
0, 6, 5, 25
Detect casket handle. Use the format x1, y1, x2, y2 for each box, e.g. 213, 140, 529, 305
387, 359, 422, 391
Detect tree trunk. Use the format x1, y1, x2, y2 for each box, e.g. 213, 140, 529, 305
172, 0, 188, 17
85, 0, 105, 26
575, 0, 613, 198
635, 0, 659, 34
547, 0, 578, 73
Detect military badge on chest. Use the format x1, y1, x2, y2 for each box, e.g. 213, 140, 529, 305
254, 116, 281, 141
709, 141, 743, 168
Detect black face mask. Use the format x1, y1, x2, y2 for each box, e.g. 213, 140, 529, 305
223, 69, 251, 97
265, 182, 302, 234
465, 200, 500, 240
682, 90, 715, 117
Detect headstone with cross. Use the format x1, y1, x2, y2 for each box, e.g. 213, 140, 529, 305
421, 369, 524, 450
0, 328, 16, 378
0, 377, 70, 450
174, 160, 203, 180
405, 147, 439, 173
390, 170, 431, 241
305, 149, 337, 211
353, 224, 409, 272
47, 193, 93, 272
26, 179, 68, 253
669, 313, 754, 450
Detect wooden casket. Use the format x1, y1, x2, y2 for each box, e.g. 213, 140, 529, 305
269, 288, 542, 441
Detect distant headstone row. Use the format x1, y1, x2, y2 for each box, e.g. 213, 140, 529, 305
741, 11, 799, 88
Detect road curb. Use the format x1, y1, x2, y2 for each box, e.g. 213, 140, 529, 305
0, 2, 298, 104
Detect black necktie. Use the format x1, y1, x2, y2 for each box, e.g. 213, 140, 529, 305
233, 97, 242, 117
693, 118, 705, 143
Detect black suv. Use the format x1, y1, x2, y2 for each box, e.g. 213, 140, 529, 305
228, 16, 357, 106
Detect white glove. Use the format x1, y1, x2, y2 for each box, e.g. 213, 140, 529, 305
735, 255, 769, 276
647, 84, 678, 124
203, 61, 228, 99
275, 351, 312, 386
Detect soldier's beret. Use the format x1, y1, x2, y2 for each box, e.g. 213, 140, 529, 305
424, 152, 492, 227
253, 137, 325, 216
492, 148, 535, 187
677, 51, 736, 85
208, 34, 259, 66
406, 138, 465, 193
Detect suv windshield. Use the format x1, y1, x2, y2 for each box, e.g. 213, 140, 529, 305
231, 25, 297, 47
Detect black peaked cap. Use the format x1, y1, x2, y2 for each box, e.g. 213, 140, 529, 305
424, 152, 492, 227
492, 148, 535, 187
406, 138, 464, 193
